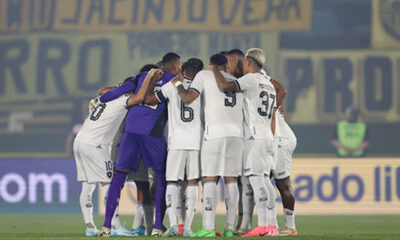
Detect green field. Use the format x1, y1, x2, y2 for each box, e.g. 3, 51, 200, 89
1, 214, 400, 239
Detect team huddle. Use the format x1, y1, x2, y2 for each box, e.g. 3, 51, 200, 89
73, 48, 297, 237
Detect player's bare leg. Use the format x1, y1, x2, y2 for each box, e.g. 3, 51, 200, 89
276, 176, 297, 236
223, 176, 239, 237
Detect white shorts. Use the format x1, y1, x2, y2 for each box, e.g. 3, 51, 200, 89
272, 136, 296, 180
242, 139, 274, 176
166, 150, 200, 181
201, 137, 243, 177
74, 140, 113, 183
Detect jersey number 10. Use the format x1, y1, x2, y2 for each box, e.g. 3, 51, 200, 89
90, 103, 106, 121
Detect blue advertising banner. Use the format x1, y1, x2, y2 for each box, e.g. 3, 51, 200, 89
0, 158, 84, 213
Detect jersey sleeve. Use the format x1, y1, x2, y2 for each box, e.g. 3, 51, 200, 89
188, 71, 205, 95
155, 82, 172, 103
100, 79, 137, 102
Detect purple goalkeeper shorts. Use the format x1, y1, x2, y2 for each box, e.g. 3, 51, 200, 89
116, 132, 167, 171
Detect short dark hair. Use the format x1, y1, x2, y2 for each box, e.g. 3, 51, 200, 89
140, 64, 158, 73
219, 51, 228, 56
182, 58, 204, 74
210, 53, 227, 66
228, 49, 244, 57
162, 52, 180, 64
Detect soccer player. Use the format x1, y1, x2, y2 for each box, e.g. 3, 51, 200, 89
271, 103, 298, 236
98, 53, 182, 237
144, 58, 204, 237
73, 68, 160, 237
225, 49, 245, 79
174, 53, 244, 237
106, 64, 160, 236
211, 48, 279, 237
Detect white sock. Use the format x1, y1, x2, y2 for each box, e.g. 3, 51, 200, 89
80, 182, 97, 229
112, 206, 122, 229
249, 175, 268, 227
224, 180, 239, 231
132, 204, 144, 229
284, 208, 296, 229
101, 184, 109, 205
177, 181, 187, 225
202, 181, 217, 231
264, 175, 278, 227
240, 176, 254, 230
166, 183, 178, 227
184, 184, 198, 231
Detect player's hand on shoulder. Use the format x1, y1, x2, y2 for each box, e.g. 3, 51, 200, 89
148, 68, 164, 82
97, 86, 114, 96
279, 105, 286, 116
88, 96, 101, 113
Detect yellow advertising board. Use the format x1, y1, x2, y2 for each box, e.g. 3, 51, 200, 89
99, 158, 400, 215
276, 50, 400, 124
372, 0, 400, 48
0, 0, 312, 33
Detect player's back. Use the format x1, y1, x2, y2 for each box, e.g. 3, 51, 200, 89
238, 72, 276, 140
75, 94, 129, 146
191, 70, 243, 140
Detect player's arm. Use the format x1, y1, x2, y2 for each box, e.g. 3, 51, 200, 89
128, 69, 163, 106
271, 109, 276, 135
97, 86, 114, 96
209, 65, 239, 92
143, 70, 165, 105
271, 79, 287, 108
100, 80, 136, 103
173, 74, 199, 105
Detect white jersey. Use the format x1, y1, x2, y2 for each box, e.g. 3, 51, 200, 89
156, 78, 202, 150
237, 71, 276, 140
190, 70, 243, 140
75, 94, 129, 146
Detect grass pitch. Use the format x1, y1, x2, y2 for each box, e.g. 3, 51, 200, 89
1, 214, 399, 239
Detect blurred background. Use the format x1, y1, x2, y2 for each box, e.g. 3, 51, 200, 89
0, 0, 399, 216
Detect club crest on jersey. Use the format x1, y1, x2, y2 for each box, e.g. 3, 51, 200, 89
379, 0, 400, 40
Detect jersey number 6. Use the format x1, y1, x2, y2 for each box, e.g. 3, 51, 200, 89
180, 100, 194, 122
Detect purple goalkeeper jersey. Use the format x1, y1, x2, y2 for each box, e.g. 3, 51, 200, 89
100, 71, 175, 137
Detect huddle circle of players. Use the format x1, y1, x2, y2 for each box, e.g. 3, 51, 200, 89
73, 48, 297, 237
